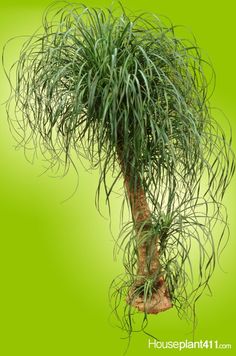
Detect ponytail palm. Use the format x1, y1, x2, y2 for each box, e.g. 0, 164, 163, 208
5, 2, 235, 331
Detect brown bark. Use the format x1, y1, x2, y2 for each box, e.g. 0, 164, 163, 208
123, 175, 158, 278
117, 148, 172, 314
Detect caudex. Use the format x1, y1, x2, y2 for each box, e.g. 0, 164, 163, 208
4, 2, 234, 324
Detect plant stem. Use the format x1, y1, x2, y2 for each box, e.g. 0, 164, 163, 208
117, 147, 172, 314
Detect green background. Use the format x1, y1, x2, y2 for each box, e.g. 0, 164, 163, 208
0, 0, 235, 355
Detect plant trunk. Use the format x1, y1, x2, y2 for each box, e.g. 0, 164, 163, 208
117, 148, 172, 314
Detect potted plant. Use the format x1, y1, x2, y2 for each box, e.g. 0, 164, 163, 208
4, 2, 235, 334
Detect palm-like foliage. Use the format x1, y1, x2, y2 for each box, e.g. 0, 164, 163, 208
4, 2, 235, 336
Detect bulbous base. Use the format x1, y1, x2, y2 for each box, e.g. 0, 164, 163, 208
127, 277, 172, 314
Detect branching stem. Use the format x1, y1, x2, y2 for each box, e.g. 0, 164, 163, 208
117, 147, 172, 313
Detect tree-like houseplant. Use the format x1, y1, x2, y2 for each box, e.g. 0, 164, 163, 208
4, 2, 235, 333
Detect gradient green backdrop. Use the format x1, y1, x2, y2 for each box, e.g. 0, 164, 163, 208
1, 1, 236, 355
